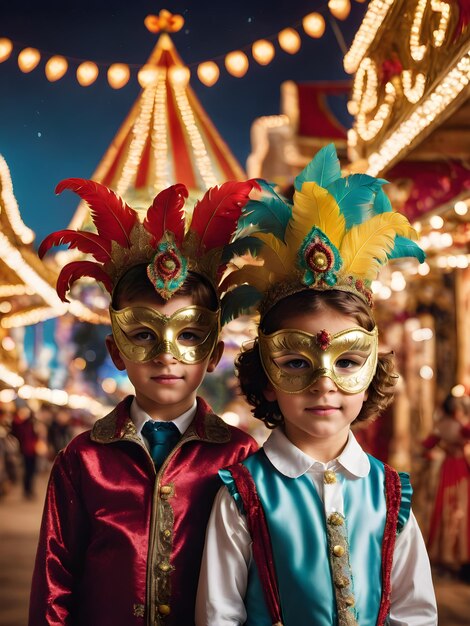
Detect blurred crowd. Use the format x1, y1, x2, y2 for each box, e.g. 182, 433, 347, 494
0, 402, 93, 500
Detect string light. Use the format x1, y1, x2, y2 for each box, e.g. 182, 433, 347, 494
252, 40, 275, 66
2, 6, 359, 89
328, 0, 351, 21
108, 63, 130, 89
0, 155, 35, 244
454, 201, 468, 216
0, 38, 13, 62
225, 51, 249, 77
197, 61, 220, 87
302, 13, 326, 38
18, 47, 40, 73
45, 55, 68, 82
76, 61, 99, 87
278, 28, 301, 54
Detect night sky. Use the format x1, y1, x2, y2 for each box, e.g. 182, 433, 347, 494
0, 1, 367, 245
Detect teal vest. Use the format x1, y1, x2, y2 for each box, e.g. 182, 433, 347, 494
221, 449, 411, 626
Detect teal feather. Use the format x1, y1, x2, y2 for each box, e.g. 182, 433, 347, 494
387, 236, 426, 262
372, 187, 392, 214
294, 143, 341, 191
235, 180, 291, 242
221, 237, 263, 263
327, 174, 388, 229
221, 285, 261, 325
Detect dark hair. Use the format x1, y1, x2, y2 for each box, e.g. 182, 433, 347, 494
111, 264, 219, 311
236, 289, 398, 428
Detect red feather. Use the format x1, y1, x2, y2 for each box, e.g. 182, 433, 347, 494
56, 261, 113, 302
38, 229, 111, 263
55, 178, 138, 248
143, 183, 188, 247
189, 180, 257, 252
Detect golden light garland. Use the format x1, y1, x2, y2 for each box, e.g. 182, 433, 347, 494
0, 4, 359, 90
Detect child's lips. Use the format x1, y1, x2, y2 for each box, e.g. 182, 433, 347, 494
306, 405, 339, 414
151, 374, 183, 384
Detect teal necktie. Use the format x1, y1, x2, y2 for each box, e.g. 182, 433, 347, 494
142, 421, 180, 469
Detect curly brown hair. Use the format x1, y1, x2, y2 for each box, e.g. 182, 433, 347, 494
236, 289, 398, 429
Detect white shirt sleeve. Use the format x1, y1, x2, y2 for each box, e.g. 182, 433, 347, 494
195, 486, 250, 626
389, 512, 437, 625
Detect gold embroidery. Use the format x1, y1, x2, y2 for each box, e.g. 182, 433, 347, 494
133, 603, 145, 618
326, 512, 358, 625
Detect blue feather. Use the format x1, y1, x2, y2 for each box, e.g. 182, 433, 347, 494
221, 237, 263, 263
294, 143, 341, 191
387, 236, 426, 263
235, 180, 291, 242
221, 285, 261, 325
326, 174, 388, 229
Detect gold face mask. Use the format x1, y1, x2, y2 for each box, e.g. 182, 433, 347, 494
110, 305, 220, 364
258, 326, 378, 394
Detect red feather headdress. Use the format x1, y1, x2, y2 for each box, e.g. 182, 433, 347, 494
39, 178, 259, 305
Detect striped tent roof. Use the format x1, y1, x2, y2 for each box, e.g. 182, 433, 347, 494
70, 33, 245, 229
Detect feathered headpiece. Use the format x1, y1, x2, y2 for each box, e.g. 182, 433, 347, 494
220, 144, 425, 322
39, 178, 260, 312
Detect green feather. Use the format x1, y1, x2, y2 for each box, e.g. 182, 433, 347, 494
387, 236, 426, 263
294, 143, 341, 191
235, 180, 291, 242
220, 285, 261, 326
327, 174, 388, 229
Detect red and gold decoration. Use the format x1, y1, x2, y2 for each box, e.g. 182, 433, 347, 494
38, 177, 259, 307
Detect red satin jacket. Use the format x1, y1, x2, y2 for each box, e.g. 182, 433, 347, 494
29, 396, 258, 626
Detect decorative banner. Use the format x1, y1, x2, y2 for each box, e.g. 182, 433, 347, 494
0, 3, 362, 90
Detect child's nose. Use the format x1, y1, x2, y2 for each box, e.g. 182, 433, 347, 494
153, 348, 178, 364
309, 372, 338, 393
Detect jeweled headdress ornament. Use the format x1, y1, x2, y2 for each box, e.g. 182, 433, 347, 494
220, 144, 425, 322
39, 178, 259, 311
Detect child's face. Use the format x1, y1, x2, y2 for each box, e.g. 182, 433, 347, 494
263, 308, 370, 455
106, 294, 223, 420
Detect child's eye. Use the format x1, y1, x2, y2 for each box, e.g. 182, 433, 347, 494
129, 329, 156, 343
275, 356, 310, 371
178, 329, 205, 344
335, 355, 365, 370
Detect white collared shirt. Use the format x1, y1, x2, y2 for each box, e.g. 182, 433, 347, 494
195, 429, 437, 626
130, 397, 197, 450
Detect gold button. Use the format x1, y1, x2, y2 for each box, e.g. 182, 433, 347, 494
158, 561, 171, 572
160, 485, 172, 499
334, 575, 349, 588
162, 529, 171, 539
328, 512, 344, 526
345, 595, 355, 607
157, 604, 171, 615
324, 470, 337, 484
333, 545, 345, 557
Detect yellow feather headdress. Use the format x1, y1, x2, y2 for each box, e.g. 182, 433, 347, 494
220, 144, 425, 323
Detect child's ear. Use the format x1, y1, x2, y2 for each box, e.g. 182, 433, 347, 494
206, 340, 224, 373
105, 335, 126, 371
263, 382, 277, 402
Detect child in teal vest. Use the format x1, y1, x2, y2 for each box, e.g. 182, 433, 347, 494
196, 145, 437, 626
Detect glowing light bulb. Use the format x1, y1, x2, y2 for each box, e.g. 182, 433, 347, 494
278, 28, 301, 54
45, 56, 68, 82
225, 51, 249, 78
76, 61, 99, 86
303, 13, 326, 38
252, 39, 275, 66
197, 61, 220, 87
0, 38, 13, 62
107, 63, 130, 89
18, 47, 40, 73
